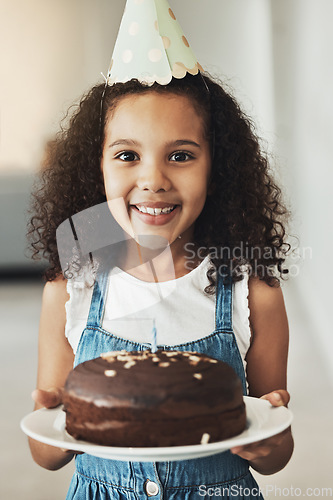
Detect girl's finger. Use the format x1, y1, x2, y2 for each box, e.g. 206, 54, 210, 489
231, 445, 272, 460
260, 390, 290, 407
60, 449, 84, 455
31, 388, 63, 408
231, 427, 290, 458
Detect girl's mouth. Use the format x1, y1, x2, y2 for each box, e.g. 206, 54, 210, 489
130, 204, 179, 225
135, 204, 176, 215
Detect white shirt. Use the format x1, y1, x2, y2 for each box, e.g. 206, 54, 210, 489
65, 258, 251, 371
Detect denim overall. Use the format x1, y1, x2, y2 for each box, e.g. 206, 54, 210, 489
66, 272, 263, 499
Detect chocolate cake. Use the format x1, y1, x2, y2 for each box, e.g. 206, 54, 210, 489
63, 350, 246, 447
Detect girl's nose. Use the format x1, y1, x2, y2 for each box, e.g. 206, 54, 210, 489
136, 163, 171, 193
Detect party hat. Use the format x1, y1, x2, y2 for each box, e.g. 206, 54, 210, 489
107, 0, 203, 86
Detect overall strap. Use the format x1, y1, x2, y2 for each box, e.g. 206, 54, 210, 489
215, 273, 233, 332
86, 272, 109, 328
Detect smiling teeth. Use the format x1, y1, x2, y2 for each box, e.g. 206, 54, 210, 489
136, 206, 175, 215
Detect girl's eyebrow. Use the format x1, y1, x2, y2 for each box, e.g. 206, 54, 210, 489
166, 139, 201, 149
108, 139, 139, 148
108, 139, 201, 149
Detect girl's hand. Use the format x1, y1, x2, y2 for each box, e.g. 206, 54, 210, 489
32, 387, 63, 409
31, 388, 82, 455
230, 390, 291, 462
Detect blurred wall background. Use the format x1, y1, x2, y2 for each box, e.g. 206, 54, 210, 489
1, 0, 332, 498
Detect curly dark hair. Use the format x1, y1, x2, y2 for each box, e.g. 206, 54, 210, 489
28, 73, 290, 288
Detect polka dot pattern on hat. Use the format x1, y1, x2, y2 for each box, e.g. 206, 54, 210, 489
172, 61, 187, 79
182, 36, 189, 47
148, 48, 162, 62
162, 36, 171, 49
129, 21, 139, 35
168, 8, 176, 20
122, 49, 133, 63
107, 0, 202, 86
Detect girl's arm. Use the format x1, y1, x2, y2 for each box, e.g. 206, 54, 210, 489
231, 277, 294, 475
28, 278, 75, 471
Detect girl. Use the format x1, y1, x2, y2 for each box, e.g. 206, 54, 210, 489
28, 73, 293, 499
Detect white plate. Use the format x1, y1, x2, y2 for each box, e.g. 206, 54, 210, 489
21, 396, 292, 462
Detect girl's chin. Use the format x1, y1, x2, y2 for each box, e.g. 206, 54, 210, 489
132, 229, 173, 246
128, 226, 185, 248
132, 229, 189, 249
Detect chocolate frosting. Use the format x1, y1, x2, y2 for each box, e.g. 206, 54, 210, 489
64, 350, 243, 418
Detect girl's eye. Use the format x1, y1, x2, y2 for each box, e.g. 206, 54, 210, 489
169, 151, 194, 162
115, 151, 139, 162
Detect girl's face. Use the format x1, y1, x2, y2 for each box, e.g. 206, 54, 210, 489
101, 92, 211, 257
